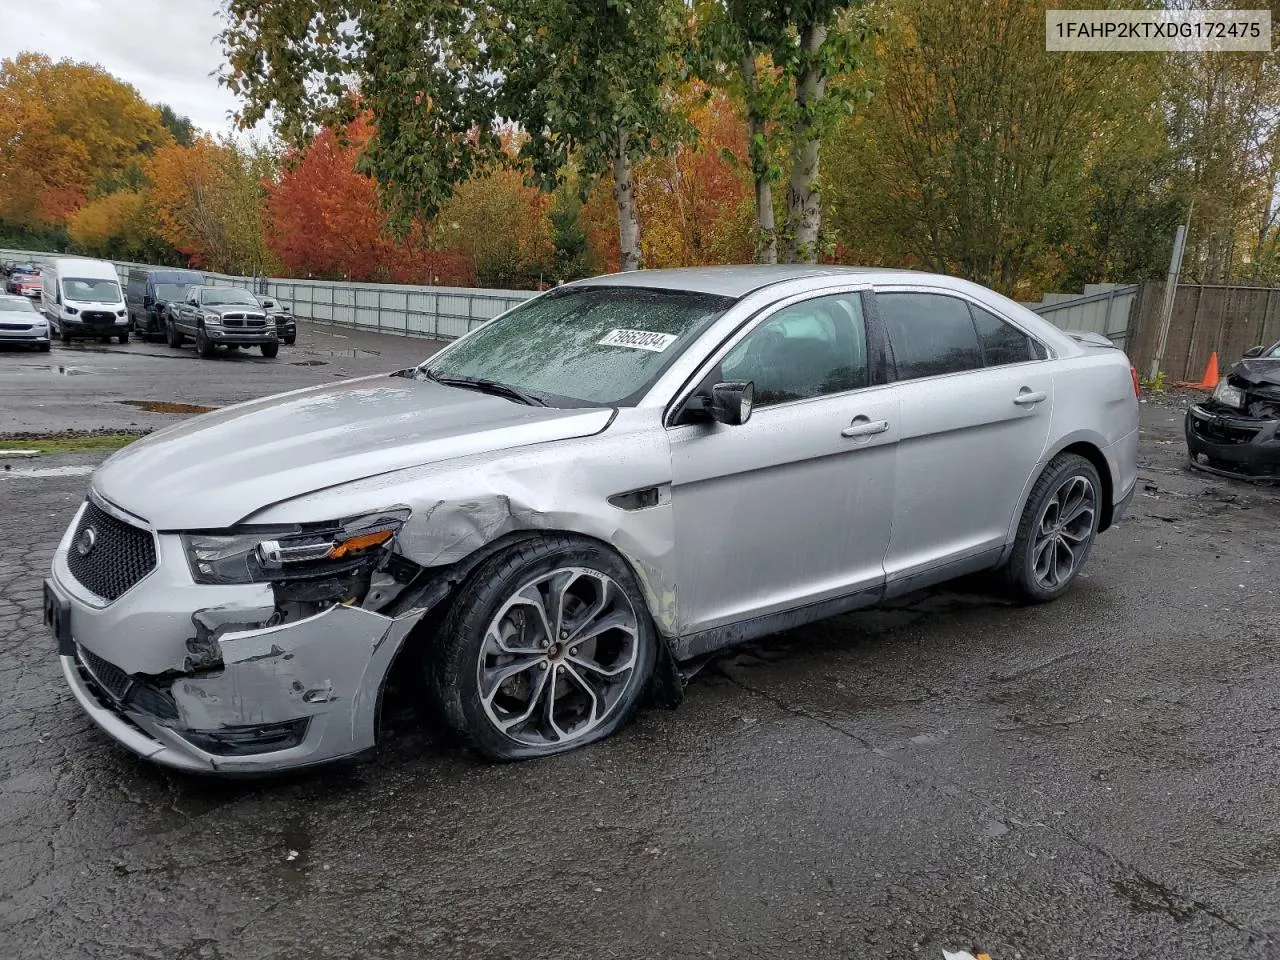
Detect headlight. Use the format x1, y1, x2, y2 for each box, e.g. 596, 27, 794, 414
64, 306, 78, 315
201, 311, 222, 324
1212, 379, 1245, 409
183, 508, 410, 584
116, 309, 126, 317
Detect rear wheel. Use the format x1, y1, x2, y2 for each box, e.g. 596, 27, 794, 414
1007, 453, 1102, 603
430, 537, 657, 761
260, 342, 279, 358
196, 328, 216, 358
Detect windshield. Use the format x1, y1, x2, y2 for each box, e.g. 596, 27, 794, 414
426, 286, 734, 406
62, 278, 120, 303
1264, 341, 1280, 358
203, 288, 259, 306
0, 298, 36, 312
155, 283, 191, 302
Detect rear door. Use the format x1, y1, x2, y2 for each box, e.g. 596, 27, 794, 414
874, 288, 1053, 584
668, 288, 899, 634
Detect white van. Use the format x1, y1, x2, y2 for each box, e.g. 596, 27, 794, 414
42, 257, 129, 344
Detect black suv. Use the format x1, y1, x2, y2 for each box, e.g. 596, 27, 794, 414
126, 267, 204, 340
167, 285, 279, 358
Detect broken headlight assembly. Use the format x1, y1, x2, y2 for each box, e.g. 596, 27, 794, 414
182, 508, 411, 586
1212, 379, 1246, 410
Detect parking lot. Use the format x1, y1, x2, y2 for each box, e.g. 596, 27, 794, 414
2, 323, 1280, 959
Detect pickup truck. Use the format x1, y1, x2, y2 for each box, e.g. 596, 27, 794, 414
166, 285, 278, 359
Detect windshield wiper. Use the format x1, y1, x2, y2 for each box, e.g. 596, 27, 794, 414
424, 370, 547, 406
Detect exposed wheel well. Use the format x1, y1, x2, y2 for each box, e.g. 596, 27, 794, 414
1059, 441, 1115, 531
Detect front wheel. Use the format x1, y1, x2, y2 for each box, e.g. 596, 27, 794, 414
196, 328, 216, 358
166, 320, 183, 348
117, 330, 129, 344
260, 342, 279, 358
430, 537, 657, 761
1007, 453, 1102, 603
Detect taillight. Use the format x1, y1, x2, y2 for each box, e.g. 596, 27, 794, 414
1130, 366, 1141, 397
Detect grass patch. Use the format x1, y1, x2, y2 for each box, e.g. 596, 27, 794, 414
0, 432, 145, 455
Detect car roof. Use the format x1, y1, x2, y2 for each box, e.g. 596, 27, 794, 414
567, 265, 932, 298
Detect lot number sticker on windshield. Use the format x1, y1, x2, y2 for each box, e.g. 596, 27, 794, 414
598, 328, 678, 352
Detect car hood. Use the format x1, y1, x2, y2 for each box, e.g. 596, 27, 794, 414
92, 373, 615, 529
1231, 358, 1280, 389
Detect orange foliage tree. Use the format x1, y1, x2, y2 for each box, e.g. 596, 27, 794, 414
266, 119, 473, 285
0, 53, 170, 230
636, 89, 755, 267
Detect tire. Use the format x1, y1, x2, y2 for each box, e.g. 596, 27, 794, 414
1006, 453, 1103, 603
196, 328, 216, 358
430, 536, 658, 761
260, 342, 279, 358
60, 329, 71, 344
38, 343, 50, 352
166, 320, 183, 348
117, 331, 129, 344
284, 335, 295, 346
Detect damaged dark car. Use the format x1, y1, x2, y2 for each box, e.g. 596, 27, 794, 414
1186, 340, 1280, 480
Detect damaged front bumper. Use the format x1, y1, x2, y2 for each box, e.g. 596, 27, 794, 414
47, 505, 427, 774
1185, 403, 1280, 481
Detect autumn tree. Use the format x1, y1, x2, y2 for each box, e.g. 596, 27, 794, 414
0, 53, 170, 231
148, 136, 275, 275
67, 189, 175, 262
635, 89, 755, 267
438, 168, 555, 287
220, 0, 690, 272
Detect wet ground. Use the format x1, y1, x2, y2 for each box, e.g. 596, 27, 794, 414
2, 331, 1280, 959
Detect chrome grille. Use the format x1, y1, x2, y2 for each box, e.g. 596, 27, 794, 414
65, 501, 156, 602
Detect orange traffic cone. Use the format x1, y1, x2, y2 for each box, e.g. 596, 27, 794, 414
1192, 351, 1220, 389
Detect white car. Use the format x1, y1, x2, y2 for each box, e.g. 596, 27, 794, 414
0, 293, 51, 350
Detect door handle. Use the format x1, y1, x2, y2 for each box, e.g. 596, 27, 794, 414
1013, 390, 1047, 406
841, 418, 890, 438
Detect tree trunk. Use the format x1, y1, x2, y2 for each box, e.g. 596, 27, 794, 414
785, 21, 828, 264
613, 128, 642, 272
741, 53, 777, 264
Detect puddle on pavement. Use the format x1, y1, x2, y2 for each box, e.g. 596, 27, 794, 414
15, 364, 94, 375
1, 464, 95, 478
291, 359, 328, 366
319, 349, 380, 359
118, 400, 216, 414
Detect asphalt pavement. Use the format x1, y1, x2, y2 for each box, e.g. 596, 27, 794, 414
2, 327, 1279, 959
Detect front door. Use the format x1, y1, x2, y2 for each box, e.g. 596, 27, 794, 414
669, 290, 899, 635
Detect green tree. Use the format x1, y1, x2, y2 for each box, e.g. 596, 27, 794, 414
549, 179, 593, 281
823, 0, 1156, 297
158, 104, 196, 148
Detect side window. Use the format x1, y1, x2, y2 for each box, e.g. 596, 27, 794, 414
970, 304, 1042, 365
720, 294, 868, 407
878, 293, 982, 381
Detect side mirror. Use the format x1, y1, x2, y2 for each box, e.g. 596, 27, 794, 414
1243, 345, 1266, 358
702, 381, 755, 426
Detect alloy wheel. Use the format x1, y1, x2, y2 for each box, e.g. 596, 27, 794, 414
476, 566, 640, 747
1032, 474, 1096, 589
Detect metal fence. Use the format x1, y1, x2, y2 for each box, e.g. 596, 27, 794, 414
1023, 283, 1138, 348
0, 249, 536, 340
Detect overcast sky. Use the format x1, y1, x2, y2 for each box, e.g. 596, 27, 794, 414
0, 0, 251, 136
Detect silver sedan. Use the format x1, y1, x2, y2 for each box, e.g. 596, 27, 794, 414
0, 294, 51, 350
44, 266, 1139, 773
